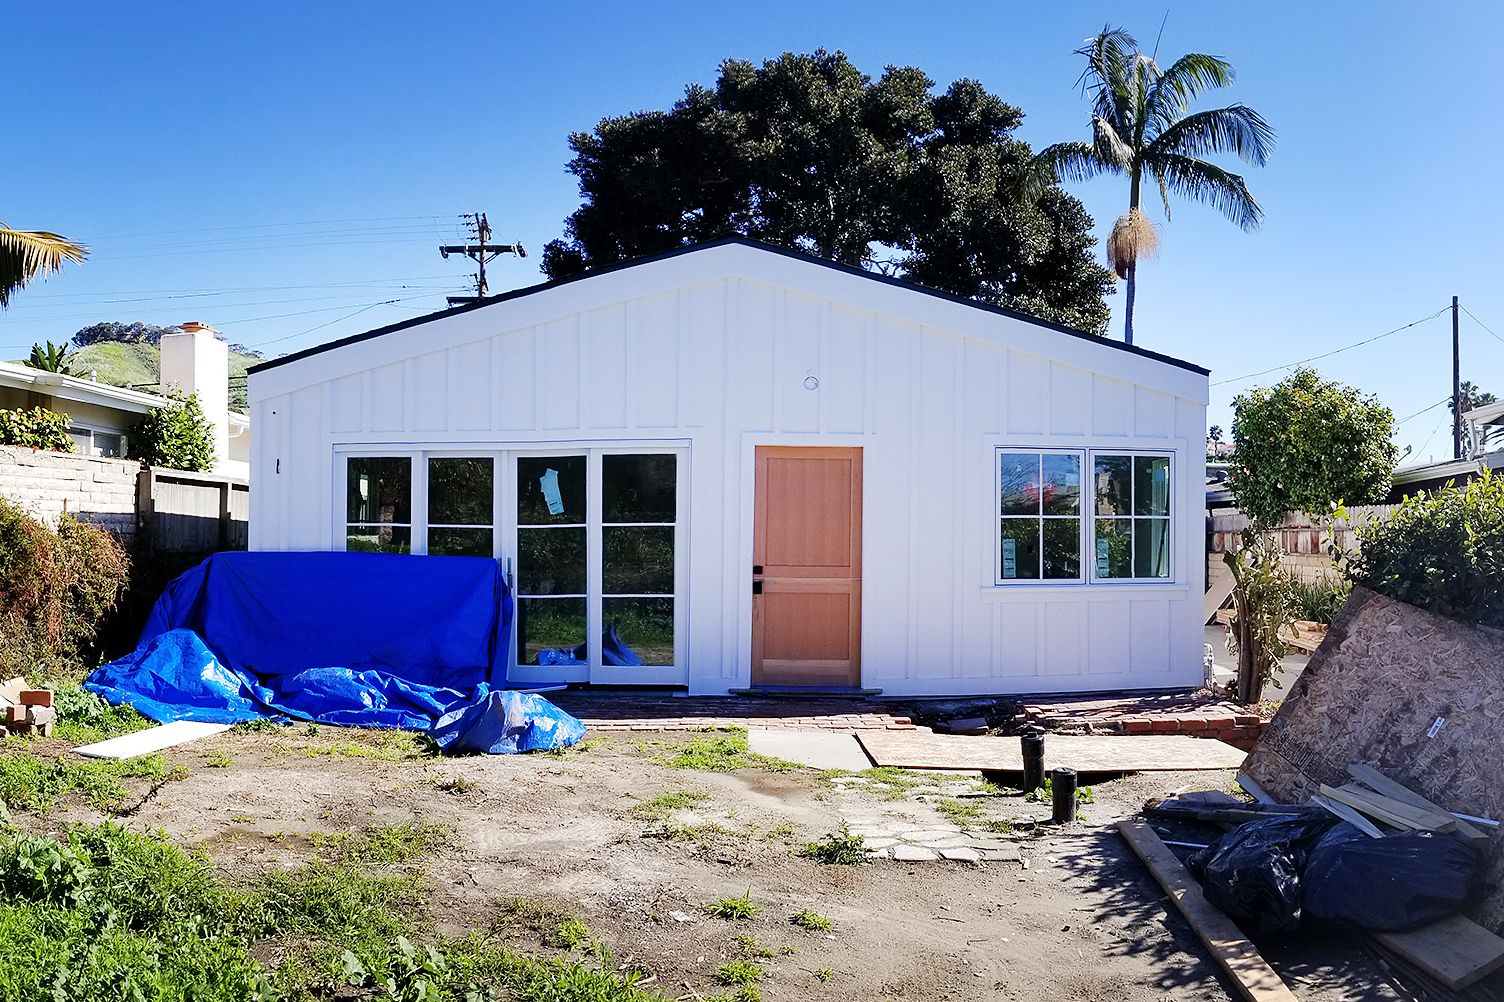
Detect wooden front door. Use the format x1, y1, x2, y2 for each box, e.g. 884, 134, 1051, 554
751, 447, 862, 687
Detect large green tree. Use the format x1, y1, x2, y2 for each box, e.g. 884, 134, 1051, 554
0, 225, 86, 307
543, 51, 1115, 334
1037, 27, 1273, 345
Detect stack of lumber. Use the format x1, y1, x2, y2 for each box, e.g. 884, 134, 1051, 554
1211, 609, 1327, 653
0, 676, 54, 737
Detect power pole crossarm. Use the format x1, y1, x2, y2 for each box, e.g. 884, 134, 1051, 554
439, 244, 526, 257
439, 212, 526, 308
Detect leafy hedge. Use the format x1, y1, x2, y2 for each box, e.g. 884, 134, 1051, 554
0, 407, 74, 452
129, 392, 215, 471
1344, 472, 1504, 628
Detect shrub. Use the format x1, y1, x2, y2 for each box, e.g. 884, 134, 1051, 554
129, 392, 215, 471
800, 824, 868, 865
0, 407, 74, 452
1286, 574, 1350, 625
1343, 473, 1504, 628
0, 497, 131, 681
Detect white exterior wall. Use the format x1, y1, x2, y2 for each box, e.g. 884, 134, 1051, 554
249, 243, 1208, 697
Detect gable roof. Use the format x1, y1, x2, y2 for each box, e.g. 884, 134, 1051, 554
249, 235, 1208, 377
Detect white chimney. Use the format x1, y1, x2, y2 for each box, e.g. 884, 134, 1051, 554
159, 321, 229, 470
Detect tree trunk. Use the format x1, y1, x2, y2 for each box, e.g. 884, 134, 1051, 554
1124, 260, 1136, 346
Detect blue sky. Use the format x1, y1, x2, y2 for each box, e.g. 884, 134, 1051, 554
4, 2, 1500, 464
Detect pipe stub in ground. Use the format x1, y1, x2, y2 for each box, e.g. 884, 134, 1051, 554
1051, 766, 1078, 824
1020, 729, 1045, 793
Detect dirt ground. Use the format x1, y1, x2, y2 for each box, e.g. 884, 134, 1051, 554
17, 725, 1411, 1001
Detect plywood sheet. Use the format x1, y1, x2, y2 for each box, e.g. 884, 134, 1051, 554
74, 721, 230, 759
1242, 587, 1504, 932
856, 729, 1247, 772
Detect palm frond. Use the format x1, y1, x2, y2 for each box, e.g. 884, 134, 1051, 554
1033, 141, 1117, 186
0, 226, 88, 308
1143, 53, 1236, 133
1076, 27, 1140, 135
1147, 105, 1275, 166
1090, 117, 1135, 171
1149, 153, 1264, 230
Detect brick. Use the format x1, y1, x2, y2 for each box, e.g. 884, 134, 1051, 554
1201, 714, 1235, 729
1178, 717, 1207, 732
1150, 719, 1180, 733
6, 705, 24, 724
19, 690, 52, 707
1121, 718, 1152, 734
1233, 714, 1259, 726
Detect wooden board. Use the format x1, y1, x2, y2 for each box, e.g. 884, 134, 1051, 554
1318, 783, 1458, 832
1117, 821, 1299, 1002
1348, 763, 1490, 841
74, 720, 230, 759
1374, 915, 1504, 990
1309, 794, 1385, 838
856, 730, 1247, 772
1241, 587, 1504, 930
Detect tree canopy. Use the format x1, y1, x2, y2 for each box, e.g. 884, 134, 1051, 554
543, 51, 1115, 335
1228, 367, 1398, 526
72, 321, 178, 347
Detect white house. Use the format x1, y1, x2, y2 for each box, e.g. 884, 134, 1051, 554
247, 238, 1209, 697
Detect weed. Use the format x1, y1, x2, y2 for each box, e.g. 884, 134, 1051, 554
308, 822, 446, 865
815, 967, 834, 982
734, 933, 775, 958
230, 814, 257, 825
303, 722, 320, 737
282, 728, 430, 761
790, 909, 832, 932
204, 752, 232, 768
631, 790, 710, 820
427, 773, 477, 795
50, 682, 151, 744
858, 767, 924, 800
229, 717, 284, 734
0, 751, 178, 813
763, 821, 799, 842
710, 888, 757, 920
800, 824, 867, 865
932, 797, 985, 829
1026, 778, 1093, 804
659, 728, 798, 772
544, 736, 601, 757
546, 917, 591, 950
717, 959, 764, 986
982, 818, 1014, 835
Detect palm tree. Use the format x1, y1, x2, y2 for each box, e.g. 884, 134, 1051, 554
1038, 28, 1273, 345
0, 225, 87, 307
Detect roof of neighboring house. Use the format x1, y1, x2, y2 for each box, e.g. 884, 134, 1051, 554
249, 235, 1211, 378
0, 361, 249, 430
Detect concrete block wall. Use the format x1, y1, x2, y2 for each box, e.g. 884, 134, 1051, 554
0, 445, 140, 537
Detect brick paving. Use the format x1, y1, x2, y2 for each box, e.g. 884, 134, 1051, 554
1021, 693, 1271, 750
547, 691, 915, 733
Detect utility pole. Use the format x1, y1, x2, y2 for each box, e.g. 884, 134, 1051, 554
440, 212, 525, 307
1453, 295, 1462, 460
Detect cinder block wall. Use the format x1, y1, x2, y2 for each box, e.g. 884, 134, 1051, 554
0, 445, 140, 537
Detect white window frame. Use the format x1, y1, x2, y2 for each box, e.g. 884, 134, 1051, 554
993, 446, 1176, 586
66, 423, 128, 458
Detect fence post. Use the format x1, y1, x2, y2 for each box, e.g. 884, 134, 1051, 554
218, 480, 232, 549
136, 465, 155, 555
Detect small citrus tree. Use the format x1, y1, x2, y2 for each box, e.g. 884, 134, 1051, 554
1223, 367, 1397, 703
129, 393, 215, 471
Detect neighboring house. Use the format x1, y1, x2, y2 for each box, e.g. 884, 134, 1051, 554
248, 237, 1209, 697
0, 323, 251, 478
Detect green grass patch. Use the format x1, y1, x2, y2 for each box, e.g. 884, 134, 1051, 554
631, 790, 710, 820
0, 751, 180, 813
658, 728, 798, 772
228, 717, 285, 735
710, 888, 757, 920
800, 824, 868, 865
545, 917, 591, 950
932, 797, 986, 829
790, 908, 832, 932
716, 959, 764, 986
203, 752, 232, 768
857, 766, 926, 800
279, 728, 432, 761
308, 821, 447, 865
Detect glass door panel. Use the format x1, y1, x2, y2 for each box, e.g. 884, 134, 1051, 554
601, 454, 676, 667
516, 455, 588, 669
427, 457, 493, 557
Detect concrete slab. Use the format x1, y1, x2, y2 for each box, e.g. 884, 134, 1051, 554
893, 845, 939, 862
858, 730, 1248, 772
74, 721, 231, 759
747, 728, 874, 771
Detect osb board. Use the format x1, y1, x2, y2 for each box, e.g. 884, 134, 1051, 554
1242, 587, 1504, 932
857, 730, 1247, 772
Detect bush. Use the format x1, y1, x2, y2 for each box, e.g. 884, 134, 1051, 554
0, 407, 74, 452
1286, 574, 1350, 626
1344, 473, 1504, 628
0, 497, 130, 681
129, 392, 215, 471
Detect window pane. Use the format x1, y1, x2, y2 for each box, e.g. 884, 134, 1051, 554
999, 454, 1041, 516
603, 597, 674, 666
517, 455, 586, 525
429, 457, 493, 525
519, 597, 586, 667
1040, 454, 1081, 515
347, 457, 411, 524
603, 526, 674, 594
1135, 518, 1171, 577
94, 433, 123, 458
1094, 455, 1132, 515
517, 527, 586, 594
1042, 519, 1081, 579
999, 518, 1041, 579
346, 526, 411, 554
1134, 456, 1171, 516
603, 454, 676, 523
429, 527, 493, 558
1094, 518, 1133, 578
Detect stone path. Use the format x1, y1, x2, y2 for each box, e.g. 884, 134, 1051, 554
842, 816, 1019, 862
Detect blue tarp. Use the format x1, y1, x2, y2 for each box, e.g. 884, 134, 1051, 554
86, 551, 585, 753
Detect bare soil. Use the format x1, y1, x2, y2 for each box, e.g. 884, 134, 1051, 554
16, 726, 1406, 1001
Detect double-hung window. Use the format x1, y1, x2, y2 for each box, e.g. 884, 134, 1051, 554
995, 448, 1173, 584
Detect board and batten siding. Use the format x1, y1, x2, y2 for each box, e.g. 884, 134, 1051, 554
249, 242, 1207, 696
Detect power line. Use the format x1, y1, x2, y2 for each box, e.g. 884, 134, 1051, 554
1396, 397, 1449, 424
1210, 307, 1450, 387
244, 299, 410, 348
1461, 304, 1504, 345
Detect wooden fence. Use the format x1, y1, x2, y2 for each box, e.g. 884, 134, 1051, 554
135, 466, 249, 552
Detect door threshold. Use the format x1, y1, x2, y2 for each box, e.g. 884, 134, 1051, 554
729, 687, 884, 698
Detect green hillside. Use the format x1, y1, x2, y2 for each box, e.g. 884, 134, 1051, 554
10, 342, 260, 410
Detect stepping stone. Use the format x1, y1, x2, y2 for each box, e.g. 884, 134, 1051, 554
940, 847, 981, 862
900, 829, 961, 841
866, 847, 892, 859
980, 848, 1019, 862
925, 836, 974, 849
965, 839, 1013, 851
893, 845, 939, 862
862, 837, 899, 849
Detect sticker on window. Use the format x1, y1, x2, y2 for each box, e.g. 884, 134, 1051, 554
1002, 538, 1016, 579
540, 469, 565, 515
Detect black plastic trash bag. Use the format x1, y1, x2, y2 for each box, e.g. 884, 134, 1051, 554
1188, 813, 1338, 938
1302, 822, 1481, 931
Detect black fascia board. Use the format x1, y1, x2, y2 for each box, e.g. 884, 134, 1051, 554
248, 235, 1210, 377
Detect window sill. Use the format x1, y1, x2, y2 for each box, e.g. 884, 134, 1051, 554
979, 584, 1190, 602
